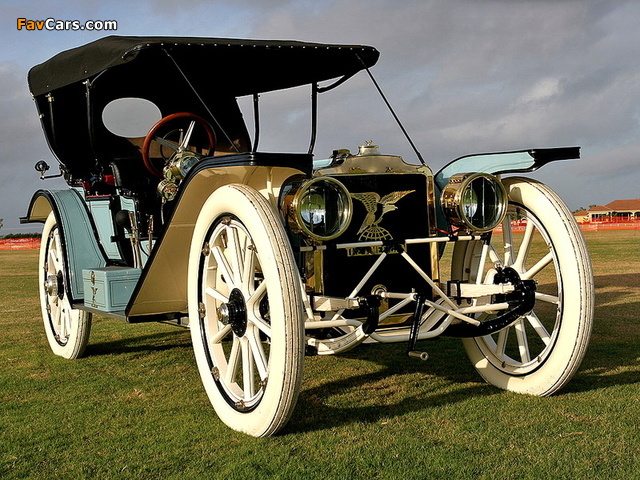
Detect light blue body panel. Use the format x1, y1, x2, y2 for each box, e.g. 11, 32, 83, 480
85, 197, 123, 261
25, 188, 108, 302
82, 267, 142, 312
434, 147, 580, 190
434, 151, 535, 189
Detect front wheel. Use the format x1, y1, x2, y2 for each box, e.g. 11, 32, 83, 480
451, 178, 593, 396
39, 212, 92, 359
188, 184, 304, 437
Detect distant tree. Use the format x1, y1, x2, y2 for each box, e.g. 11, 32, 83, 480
0, 218, 3, 231
589, 204, 598, 209
1, 233, 42, 239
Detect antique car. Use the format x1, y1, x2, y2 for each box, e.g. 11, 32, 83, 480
22, 36, 593, 437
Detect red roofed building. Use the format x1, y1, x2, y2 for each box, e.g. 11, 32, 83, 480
579, 205, 613, 222
605, 199, 640, 220
574, 199, 640, 223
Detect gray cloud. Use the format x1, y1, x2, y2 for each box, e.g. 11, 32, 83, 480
1, 0, 638, 233
246, 0, 640, 206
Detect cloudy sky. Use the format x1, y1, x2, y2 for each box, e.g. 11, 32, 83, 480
1, 0, 639, 233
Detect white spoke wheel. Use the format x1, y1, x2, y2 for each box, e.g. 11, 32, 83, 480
451, 178, 593, 396
188, 184, 304, 437
39, 212, 92, 359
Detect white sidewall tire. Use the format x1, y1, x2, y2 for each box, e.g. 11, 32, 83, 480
39, 212, 92, 359
458, 178, 593, 396
188, 184, 304, 437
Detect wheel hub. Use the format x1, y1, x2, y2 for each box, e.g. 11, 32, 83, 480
44, 272, 64, 299
217, 288, 248, 337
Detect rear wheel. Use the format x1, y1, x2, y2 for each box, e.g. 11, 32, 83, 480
452, 178, 593, 396
188, 184, 304, 437
39, 212, 92, 359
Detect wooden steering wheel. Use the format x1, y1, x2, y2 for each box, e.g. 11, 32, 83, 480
141, 112, 216, 178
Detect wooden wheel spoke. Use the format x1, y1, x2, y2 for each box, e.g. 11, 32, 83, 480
47, 249, 59, 273
512, 221, 534, 272
52, 233, 65, 266
502, 214, 515, 266
241, 337, 256, 398
535, 292, 559, 305
225, 337, 241, 384
241, 246, 256, 293
52, 303, 62, 331
514, 319, 531, 363
246, 327, 269, 381
210, 324, 232, 344
521, 252, 553, 280
494, 328, 509, 359
525, 312, 551, 346
205, 286, 228, 303
225, 226, 244, 286
475, 243, 491, 285
211, 245, 236, 288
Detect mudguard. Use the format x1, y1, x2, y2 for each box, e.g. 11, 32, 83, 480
21, 188, 108, 302
434, 147, 580, 190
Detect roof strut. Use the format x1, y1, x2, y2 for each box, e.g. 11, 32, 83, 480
356, 54, 426, 166
316, 72, 356, 93
252, 93, 260, 152
309, 82, 318, 155
163, 49, 241, 154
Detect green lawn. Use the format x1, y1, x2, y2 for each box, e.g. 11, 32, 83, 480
1, 230, 639, 479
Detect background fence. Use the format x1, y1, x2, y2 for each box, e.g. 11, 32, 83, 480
576, 216, 640, 231
0, 238, 41, 250
1, 217, 637, 251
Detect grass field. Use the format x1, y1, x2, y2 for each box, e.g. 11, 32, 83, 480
1, 230, 639, 479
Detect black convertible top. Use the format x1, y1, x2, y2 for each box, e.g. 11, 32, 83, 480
28, 36, 379, 181
28, 36, 380, 97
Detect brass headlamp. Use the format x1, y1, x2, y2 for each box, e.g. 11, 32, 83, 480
441, 172, 508, 232
281, 176, 352, 242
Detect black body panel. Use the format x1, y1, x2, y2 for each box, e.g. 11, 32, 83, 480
191, 152, 313, 177
322, 173, 433, 316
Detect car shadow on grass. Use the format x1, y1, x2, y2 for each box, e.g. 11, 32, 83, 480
85, 329, 192, 357
286, 339, 499, 434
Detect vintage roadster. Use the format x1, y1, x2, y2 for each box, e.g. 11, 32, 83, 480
22, 36, 593, 437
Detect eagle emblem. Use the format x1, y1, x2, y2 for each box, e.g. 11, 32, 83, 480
350, 190, 415, 241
